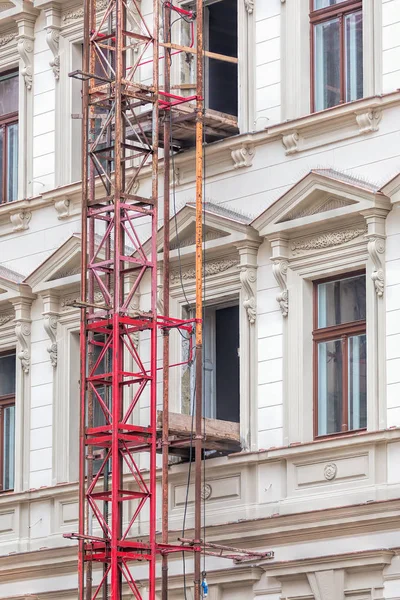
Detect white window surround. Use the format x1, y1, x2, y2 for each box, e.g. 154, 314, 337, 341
252, 169, 392, 445
145, 202, 261, 450
0, 271, 35, 493
281, 0, 382, 122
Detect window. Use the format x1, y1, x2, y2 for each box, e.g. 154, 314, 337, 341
311, 0, 363, 112
180, 0, 238, 117
0, 352, 15, 491
313, 273, 366, 437
89, 333, 111, 473
202, 304, 240, 423
0, 71, 18, 203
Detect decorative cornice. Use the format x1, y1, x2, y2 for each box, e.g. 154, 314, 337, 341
240, 266, 257, 324
231, 144, 255, 169
290, 227, 366, 256
15, 321, 31, 374
366, 236, 385, 297
46, 26, 60, 80
10, 210, 32, 232
170, 258, 239, 282
62, 0, 107, 23
16, 34, 33, 90
272, 260, 288, 317
43, 314, 58, 367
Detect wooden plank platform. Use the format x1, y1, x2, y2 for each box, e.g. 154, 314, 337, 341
156, 410, 241, 454
129, 104, 239, 149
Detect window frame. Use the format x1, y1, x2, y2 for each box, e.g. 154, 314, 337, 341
0, 69, 18, 205
0, 350, 16, 492
310, 0, 363, 113
312, 270, 367, 439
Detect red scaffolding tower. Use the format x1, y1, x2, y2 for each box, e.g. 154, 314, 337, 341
66, 0, 273, 598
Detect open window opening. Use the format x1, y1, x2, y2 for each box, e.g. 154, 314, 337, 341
180, 0, 238, 117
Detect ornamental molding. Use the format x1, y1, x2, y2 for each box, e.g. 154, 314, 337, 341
356, 108, 382, 134
170, 258, 239, 282
272, 260, 288, 317
282, 131, 299, 156
231, 144, 255, 169
62, 0, 108, 23
61, 291, 103, 310
16, 34, 33, 90
43, 314, 58, 367
240, 266, 257, 324
367, 236, 385, 297
0, 313, 13, 326
201, 483, 212, 500
45, 26, 60, 80
10, 210, 32, 232
244, 0, 254, 14
54, 197, 70, 219
0, 32, 16, 48
324, 463, 338, 481
15, 321, 31, 374
290, 227, 366, 256
170, 228, 224, 251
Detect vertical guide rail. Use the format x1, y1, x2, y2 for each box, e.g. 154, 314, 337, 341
161, 2, 171, 600
194, 0, 204, 598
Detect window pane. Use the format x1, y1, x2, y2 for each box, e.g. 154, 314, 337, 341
345, 11, 363, 102
0, 72, 18, 117
3, 405, 15, 490
318, 339, 343, 435
318, 275, 366, 328
314, 18, 340, 111
7, 122, 18, 202
0, 353, 16, 397
348, 334, 367, 430
314, 0, 348, 9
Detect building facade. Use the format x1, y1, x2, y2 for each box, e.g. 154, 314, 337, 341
0, 0, 400, 597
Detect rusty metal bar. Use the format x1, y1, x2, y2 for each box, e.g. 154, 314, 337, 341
194, 0, 204, 597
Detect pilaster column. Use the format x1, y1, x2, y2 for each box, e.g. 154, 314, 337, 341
362, 207, 390, 430
15, 11, 37, 200
237, 241, 260, 451
10, 296, 34, 492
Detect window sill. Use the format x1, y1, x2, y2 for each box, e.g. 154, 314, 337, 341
266, 90, 400, 156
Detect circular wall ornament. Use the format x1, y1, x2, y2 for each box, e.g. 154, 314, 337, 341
324, 463, 338, 481
201, 483, 212, 500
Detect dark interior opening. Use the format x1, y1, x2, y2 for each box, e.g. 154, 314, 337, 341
216, 305, 240, 422
207, 0, 238, 116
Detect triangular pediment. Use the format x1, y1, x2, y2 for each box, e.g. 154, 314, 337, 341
25, 234, 82, 292
252, 169, 391, 236
145, 202, 258, 259
0, 265, 32, 305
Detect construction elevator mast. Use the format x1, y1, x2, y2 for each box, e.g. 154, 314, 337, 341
70, 0, 204, 597
68, 0, 274, 597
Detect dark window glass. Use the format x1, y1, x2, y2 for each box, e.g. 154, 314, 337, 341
314, 0, 348, 8
0, 70, 18, 204
314, 18, 341, 111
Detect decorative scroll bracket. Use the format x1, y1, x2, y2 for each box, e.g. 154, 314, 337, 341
43, 314, 58, 367
240, 266, 257, 324
244, 0, 254, 14
272, 259, 289, 317
46, 26, 60, 80
15, 321, 31, 374
366, 235, 385, 297
16, 34, 34, 90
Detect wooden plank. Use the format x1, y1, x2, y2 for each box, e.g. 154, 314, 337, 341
160, 42, 239, 65
156, 410, 240, 445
